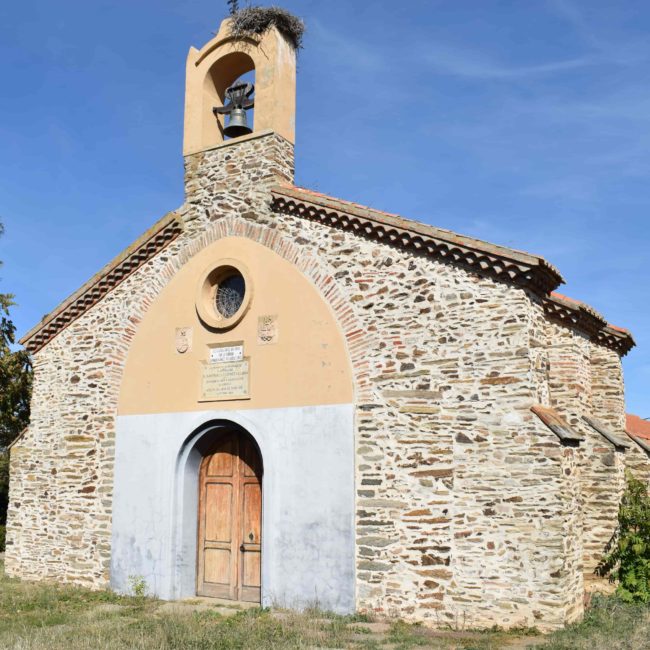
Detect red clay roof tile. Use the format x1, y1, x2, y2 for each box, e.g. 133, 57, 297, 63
626, 414, 650, 442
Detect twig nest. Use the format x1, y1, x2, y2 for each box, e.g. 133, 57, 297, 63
229, 6, 305, 50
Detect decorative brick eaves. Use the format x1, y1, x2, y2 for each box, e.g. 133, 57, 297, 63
595, 326, 636, 357
20, 211, 183, 354
270, 185, 564, 295
271, 186, 635, 357
543, 293, 636, 356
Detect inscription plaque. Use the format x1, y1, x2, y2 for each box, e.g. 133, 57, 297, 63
210, 344, 243, 363
200, 359, 250, 401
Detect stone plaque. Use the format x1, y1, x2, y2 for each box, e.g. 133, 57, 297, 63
209, 344, 244, 363
175, 327, 193, 354
257, 315, 278, 345
200, 359, 250, 401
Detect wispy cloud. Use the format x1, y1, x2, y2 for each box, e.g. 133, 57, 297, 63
309, 20, 384, 73
421, 45, 596, 80
417, 1, 648, 81
546, 0, 600, 46
312, 18, 601, 82
547, 0, 649, 65
517, 178, 595, 202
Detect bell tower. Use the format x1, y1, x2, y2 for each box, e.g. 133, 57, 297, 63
183, 17, 297, 156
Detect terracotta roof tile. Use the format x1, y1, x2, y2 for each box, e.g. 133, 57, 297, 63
626, 414, 650, 442
272, 184, 564, 294
19, 210, 183, 353
531, 405, 584, 443
609, 324, 632, 335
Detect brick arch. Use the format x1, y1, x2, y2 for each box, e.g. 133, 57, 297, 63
157, 215, 371, 403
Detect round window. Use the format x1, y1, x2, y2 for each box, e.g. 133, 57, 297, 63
196, 260, 252, 330
215, 271, 246, 318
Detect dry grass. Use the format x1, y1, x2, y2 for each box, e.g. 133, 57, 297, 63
539, 594, 650, 650
0, 561, 648, 649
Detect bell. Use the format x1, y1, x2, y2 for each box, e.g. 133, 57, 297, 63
223, 108, 252, 138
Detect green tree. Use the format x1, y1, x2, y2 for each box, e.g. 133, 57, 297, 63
0, 222, 32, 537
0, 294, 31, 451
599, 472, 650, 602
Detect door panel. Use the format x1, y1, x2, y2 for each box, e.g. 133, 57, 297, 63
205, 483, 232, 543
241, 548, 261, 600
197, 431, 262, 602
204, 548, 231, 585
207, 439, 235, 477
242, 483, 261, 544
240, 481, 262, 601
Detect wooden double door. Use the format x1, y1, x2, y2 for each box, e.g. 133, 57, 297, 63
197, 431, 262, 602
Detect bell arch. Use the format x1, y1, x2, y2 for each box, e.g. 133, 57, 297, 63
184, 18, 296, 155
203, 51, 256, 142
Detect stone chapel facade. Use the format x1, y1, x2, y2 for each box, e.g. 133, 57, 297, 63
6, 17, 650, 632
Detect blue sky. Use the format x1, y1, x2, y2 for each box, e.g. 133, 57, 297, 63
0, 0, 648, 415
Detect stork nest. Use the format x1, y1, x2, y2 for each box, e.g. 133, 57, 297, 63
229, 6, 305, 50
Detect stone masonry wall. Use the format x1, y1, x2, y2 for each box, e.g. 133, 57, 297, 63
544, 321, 626, 583
7, 131, 628, 631
590, 345, 650, 487
590, 345, 626, 432
530, 303, 584, 624
626, 438, 650, 488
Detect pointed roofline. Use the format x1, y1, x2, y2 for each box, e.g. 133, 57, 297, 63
19, 182, 635, 357
20, 210, 183, 354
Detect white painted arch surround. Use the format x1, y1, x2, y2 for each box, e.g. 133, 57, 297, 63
110, 404, 355, 613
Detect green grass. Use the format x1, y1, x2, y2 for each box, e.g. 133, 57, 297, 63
0, 560, 648, 649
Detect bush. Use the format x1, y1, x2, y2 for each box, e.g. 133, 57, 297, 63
0, 525, 5, 552
599, 472, 650, 602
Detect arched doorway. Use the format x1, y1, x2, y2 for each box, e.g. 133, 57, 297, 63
196, 429, 262, 602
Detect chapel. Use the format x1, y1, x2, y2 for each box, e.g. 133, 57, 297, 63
6, 13, 650, 632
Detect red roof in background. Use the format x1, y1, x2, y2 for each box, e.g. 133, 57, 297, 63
626, 414, 650, 442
